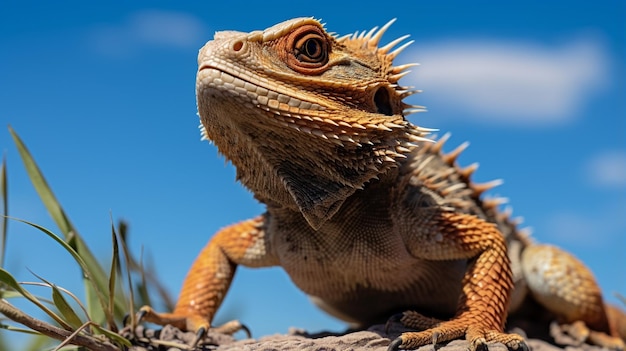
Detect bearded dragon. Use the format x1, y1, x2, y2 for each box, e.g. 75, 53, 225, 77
139, 18, 626, 350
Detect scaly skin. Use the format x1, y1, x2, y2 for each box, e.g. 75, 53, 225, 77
139, 18, 626, 350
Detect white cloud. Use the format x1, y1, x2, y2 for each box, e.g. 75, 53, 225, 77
128, 10, 205, 48
545, 208, 625, 248
585, 150, 626, 188
403, 35, 610, 125
545, 212, 598, 245
89, 10, 206, 57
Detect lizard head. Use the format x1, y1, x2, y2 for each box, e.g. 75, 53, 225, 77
196, 17, 431, 229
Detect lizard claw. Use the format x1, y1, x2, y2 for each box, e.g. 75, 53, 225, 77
135, 308, 149, 323
387, 332, 445, 351
431, 330, 442, 345
556, 321, 625, 351
122, 313, 132, 327
470, 336, 488, 351
190, 320, 250, 346
191, 326, 208, 348
135, 305, 251, 340
240, 324, 252, 339
387, 336, 404, 351
389, 312, 528, 350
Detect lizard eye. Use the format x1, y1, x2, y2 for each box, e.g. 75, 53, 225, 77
295, 34, 327, 64
285, 25, 330, 74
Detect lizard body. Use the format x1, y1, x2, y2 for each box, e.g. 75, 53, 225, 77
140, 18, 626, 350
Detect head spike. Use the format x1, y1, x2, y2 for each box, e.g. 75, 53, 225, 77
395, 145, 412, 153
199, 124, 209, 141
388, 40, 414, 60
405, 103, 426, 109
431, 133, 451, 153
471, 179, 503, 197
502, 206, 513, 217
391, 63, 420, 74
379, 34, 410, 53
440, 183, 467, 196
388, 70, 412, 83
511, 216, 525, 226
383, 122, 405, 129
442, 141, 469, 165
337, 34, 351, 42
369, 18, 397, 48
416, 126, 438, 133
517, 228, 534, 245
399, 89, 421, 99
404, 108, 427, 116
459, 162, 479, 179
408, 134, 433, 143
482, 197, 509, 209
364, 25, 379, 40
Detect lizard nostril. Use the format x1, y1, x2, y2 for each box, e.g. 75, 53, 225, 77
374, 87, 393, 116
232, 40, 244, 52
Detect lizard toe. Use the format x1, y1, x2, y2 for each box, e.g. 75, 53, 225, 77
469, 337, 488, 351
389, 318, 527, 351
398, 310, 442, 331
135, 305, 211, 332
482, 329, 527, 351
385, 313, 405, 334
211, 320, 251, 338
390, 327, 464, 350
587, 330, 625, 351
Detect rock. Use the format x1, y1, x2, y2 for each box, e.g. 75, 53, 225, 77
123, 320, 613, 351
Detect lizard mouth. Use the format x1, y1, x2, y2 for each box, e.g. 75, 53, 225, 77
197, 64, 327, 116
197, 64, 366, 145
197, 64, 433, 149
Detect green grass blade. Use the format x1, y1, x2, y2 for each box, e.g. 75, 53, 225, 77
84, 282, 105, 327
51, 287, 84, 330
0, 324, 42, 335
8, 128, 126, 318
1, 155, 7, 269
107, 221, 119, 331
117, 222, 137, 327
9, 127, 102, 274
8, 219, 112, 323
8, 127, 72, 237
20, 282, 91, 325
0, 268, 71, 330
12, 219, 92, 279
0, 291, 23, 299
29, 272, 85, 330
91, 324, 131, 348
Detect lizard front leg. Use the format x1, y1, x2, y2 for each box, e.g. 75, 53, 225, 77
138, 215, 278, 334
390, 211, 527, 351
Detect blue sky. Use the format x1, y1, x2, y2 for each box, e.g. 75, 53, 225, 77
1, 0, 624, 346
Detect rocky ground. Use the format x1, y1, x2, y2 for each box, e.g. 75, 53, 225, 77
122, 314, 611, 351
